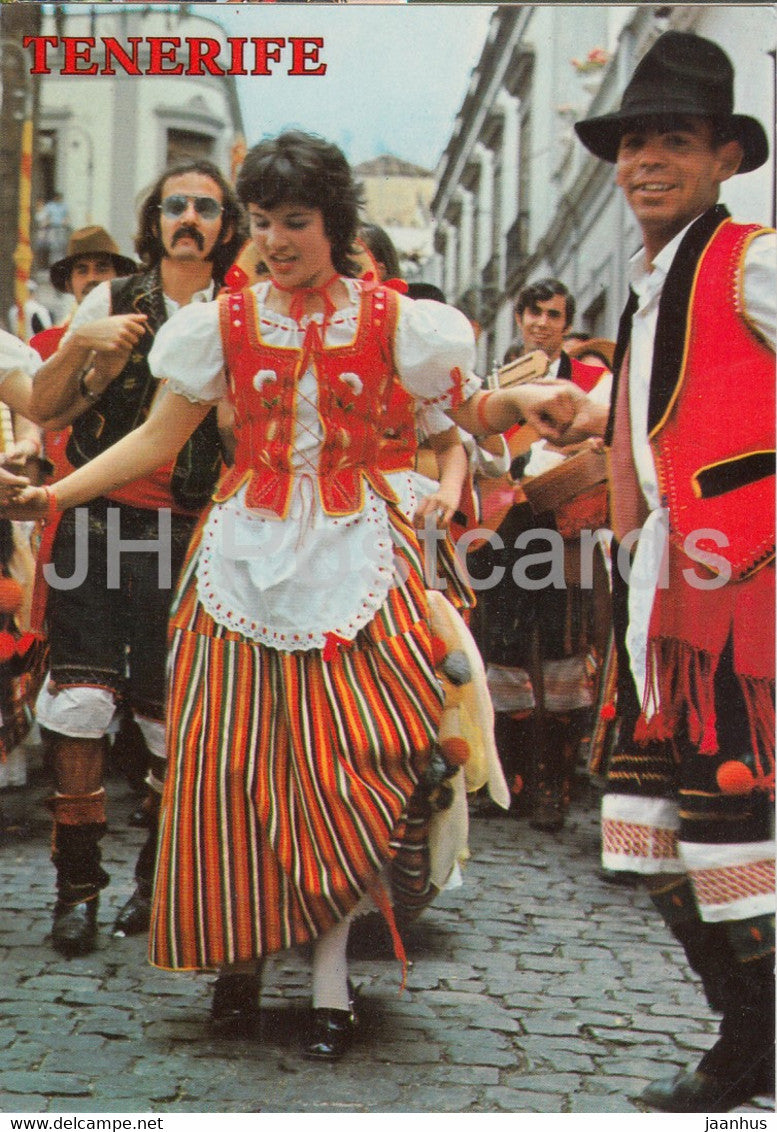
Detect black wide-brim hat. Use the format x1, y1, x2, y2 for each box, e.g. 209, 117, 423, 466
575, 31, 769, 174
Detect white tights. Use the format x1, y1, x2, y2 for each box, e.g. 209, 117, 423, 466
312, 891, 373, 1012
219, 893, 374, 1012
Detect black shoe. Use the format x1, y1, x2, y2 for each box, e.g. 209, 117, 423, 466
127, 804, 151, 828
599, 867, 640, 887
210, 973, 261, 1037
303, 1008, 356, 1061
529, 793, 564, 833
640, 1057, 775, 1113
52, 898, 98, 956
112, 885, 151, 937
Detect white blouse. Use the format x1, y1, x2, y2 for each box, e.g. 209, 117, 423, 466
149, 278, 480, 650
0, 331, 41, 384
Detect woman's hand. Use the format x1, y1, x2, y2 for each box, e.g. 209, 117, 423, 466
414, 485, 459, 530
0, 483, 48, 520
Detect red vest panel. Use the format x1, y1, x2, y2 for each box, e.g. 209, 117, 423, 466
216, 284, 400, 518
653, 219, 775, 579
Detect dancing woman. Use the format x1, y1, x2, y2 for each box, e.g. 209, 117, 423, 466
9, 131, 577, 1059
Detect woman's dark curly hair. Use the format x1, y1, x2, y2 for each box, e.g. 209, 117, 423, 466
236, 131, 364, 277
359, 223, 401, 281
134, 159, 248, 283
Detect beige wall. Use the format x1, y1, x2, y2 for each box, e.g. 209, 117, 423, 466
360, 174, 435, 229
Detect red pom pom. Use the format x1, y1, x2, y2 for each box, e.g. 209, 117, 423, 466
716, 760, 756, 796
0, 631, 17, 662
0, 576, 23, 614
441, 737, 470, 766
14, 632, 37, 657
599, 702, 616, 721
511, 774, 524, 796
430, 635, 448, 668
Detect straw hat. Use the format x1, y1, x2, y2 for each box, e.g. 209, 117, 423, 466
50, 226, 137, 293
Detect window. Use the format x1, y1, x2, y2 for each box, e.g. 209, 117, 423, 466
166, 129, 214, 166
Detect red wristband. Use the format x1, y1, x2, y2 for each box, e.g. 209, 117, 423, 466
42, 486, 60, 525
475, 391, 495, 435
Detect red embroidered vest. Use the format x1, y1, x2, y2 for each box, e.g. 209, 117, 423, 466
377, 385, 417, 473
215, 283, 400, 518
652, 219, 775, 580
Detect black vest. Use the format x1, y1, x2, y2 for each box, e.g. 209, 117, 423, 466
66, 267, 223, 512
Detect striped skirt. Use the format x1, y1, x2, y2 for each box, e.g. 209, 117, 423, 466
148, 506, 444, 971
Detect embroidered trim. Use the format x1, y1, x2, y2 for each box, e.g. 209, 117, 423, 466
602, 816, 679, 861
691, 858, 775, 909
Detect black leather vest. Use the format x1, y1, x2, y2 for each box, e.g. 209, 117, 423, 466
66, 267, 223, 512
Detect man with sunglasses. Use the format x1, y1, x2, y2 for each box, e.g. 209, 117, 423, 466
29, 160, 246, 956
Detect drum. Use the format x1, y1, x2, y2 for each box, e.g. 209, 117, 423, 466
522, 448, 609, 539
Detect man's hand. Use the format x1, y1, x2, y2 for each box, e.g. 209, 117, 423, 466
71, 314, 149, 393
521, 382, 608, 445
0, 438, 40, 470
0, 465, 32, 508
71, 313, 148, 356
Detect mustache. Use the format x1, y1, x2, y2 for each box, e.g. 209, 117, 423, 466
171, 225, 205, 249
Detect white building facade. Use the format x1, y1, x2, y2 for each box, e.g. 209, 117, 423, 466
37, 4, 244, 263
431, 5, 776, 374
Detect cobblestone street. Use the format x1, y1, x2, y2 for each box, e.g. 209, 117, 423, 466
1, 736, 773, 1116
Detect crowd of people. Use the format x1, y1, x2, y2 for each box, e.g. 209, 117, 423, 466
0, 30, 772, 1113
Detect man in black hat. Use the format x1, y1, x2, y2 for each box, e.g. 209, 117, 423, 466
28, 160, 246, 957
566, 30, 775, 1113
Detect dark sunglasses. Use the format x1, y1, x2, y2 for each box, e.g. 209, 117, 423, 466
159, 194, 223, 220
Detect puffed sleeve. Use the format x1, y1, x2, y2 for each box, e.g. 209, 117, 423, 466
394, 296, 481, 412
0, 329, 41, 383
415, 402, 457, 439
148, 299, 227, 404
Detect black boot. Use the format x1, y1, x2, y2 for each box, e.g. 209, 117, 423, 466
113, 878, 152, 937
52, 885, 100, 956
648, 880, 739, 1013
529, 715, 572, 832
51, 822, 109, 956
113, 813, 158, 937
210, 970, 262, 1037
641, 951, 775, 1112
492, 712, 533, 815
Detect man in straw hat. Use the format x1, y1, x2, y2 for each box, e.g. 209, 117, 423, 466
49, 225, 137, 311
560, 29, 775, 1112
30, 227, 138, 479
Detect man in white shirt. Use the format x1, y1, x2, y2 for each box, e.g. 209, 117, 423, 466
8, 281, 53, 342
481, 279, 609, 832
29, 161, 247, 957
571, 30, 775, 1112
